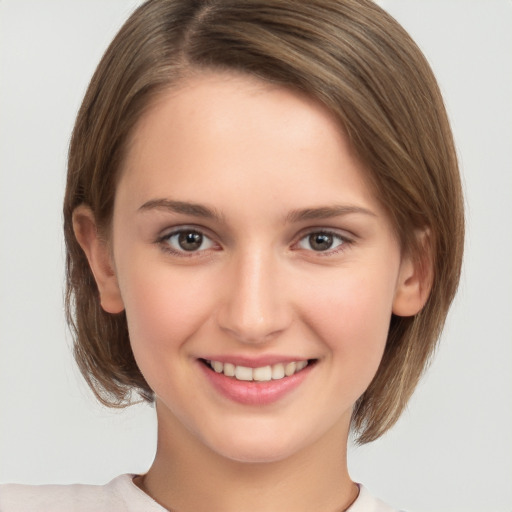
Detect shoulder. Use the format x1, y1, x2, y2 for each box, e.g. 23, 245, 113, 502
0, 474, 166, 512
348, 485, 405, 512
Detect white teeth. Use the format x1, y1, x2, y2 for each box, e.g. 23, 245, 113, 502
271, 363, 285, 380
235, 366, 253, 381
253, 365, 272, 382
296, 360, 308, 371
207, 359, 310, 381
284, 362, 297, 376
212, 360, 223, 373
224, 362, 235, 377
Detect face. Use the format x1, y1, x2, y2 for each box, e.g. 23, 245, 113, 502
94, 72, 419, 463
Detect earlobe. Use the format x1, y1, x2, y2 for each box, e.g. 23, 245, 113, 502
72, 205, 124, 314
392, 230, 433, 317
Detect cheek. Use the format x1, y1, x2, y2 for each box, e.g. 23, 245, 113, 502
300, 268, 396, 375
117, 261, 216, 371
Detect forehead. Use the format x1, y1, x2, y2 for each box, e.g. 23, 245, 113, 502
117, 71, 382, 218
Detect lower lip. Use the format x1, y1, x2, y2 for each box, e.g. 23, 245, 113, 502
199, 361, 314, 405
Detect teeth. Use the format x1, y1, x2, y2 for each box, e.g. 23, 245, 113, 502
271, 363, 285, 380
296, 360, 308, 371
206, 359, 310, 381
224, 362, 235, 377
253, 365, 272, 382
284, 362, 296, 376
235, 366, 253, 381
212, 360, 223, 373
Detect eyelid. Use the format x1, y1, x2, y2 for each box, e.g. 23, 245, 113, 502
157, 223, 217, 240
154, 225, 355, 258
293, 228, 354, 255
156, 225, 220, 257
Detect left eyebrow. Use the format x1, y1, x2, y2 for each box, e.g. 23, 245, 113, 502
138, 198, 224, 222
286, 205, 376, 223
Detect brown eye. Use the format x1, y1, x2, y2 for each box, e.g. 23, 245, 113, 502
297, 231, 346, 253
178, 231, 203, 251
308, 233, 334, 251
162, 229, 215, 254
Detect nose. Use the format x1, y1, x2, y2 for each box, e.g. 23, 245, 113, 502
217, 248, 292, 344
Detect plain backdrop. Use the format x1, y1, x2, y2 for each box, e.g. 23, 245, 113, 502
0, 1, 511, 511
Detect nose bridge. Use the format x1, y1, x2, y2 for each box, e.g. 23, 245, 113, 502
218, 245, 289, 343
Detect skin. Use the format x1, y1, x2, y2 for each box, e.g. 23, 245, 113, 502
74, 72, 429, 512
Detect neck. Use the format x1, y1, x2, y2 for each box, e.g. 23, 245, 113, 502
136, 402, 358, 512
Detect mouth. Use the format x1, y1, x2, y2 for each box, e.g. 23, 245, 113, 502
198, 357, 317, 405
200, 358, 316, 382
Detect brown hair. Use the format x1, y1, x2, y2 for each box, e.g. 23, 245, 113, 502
64, 0, 464, 443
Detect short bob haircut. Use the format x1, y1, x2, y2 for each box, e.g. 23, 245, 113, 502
64, 0, 464, 444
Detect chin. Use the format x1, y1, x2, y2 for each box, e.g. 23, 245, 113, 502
203, 426, 311, 464
215, 443, 296, 464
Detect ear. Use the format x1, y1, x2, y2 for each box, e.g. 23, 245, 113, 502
392, 229, 433, 317
72, 205, 124, 314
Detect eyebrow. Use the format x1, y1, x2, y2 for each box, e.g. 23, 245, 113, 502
138, 199, 223, 221
138, 199, 375, 224
286, 205, 376, 223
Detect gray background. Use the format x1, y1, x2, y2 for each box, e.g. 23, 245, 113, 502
1, 1, 511, 511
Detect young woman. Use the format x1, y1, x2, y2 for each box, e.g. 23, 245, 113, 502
0, 1, 464, 510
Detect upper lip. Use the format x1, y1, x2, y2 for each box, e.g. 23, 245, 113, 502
199, 355, 314, 368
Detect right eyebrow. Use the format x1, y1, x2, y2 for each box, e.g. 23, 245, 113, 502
285, 204, 376, 223
138, 198, 224, 222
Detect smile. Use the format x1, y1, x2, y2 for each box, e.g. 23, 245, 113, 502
204, 359, 310, 382
199, 357, 317, 405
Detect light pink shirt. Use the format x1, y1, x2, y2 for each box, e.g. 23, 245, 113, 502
0, 474, 401, 511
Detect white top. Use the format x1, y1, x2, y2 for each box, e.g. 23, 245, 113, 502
0, 474, 401, 511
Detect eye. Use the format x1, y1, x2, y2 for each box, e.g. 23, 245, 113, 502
160, 229, 216, 254
297, 231, 346, 252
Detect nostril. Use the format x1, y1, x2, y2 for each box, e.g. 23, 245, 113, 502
219, 324, 286, 345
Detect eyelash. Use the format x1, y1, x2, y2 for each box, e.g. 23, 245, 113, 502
155, 227, 353, 258
156, 227, 218, 258
295, 229, 351, 256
